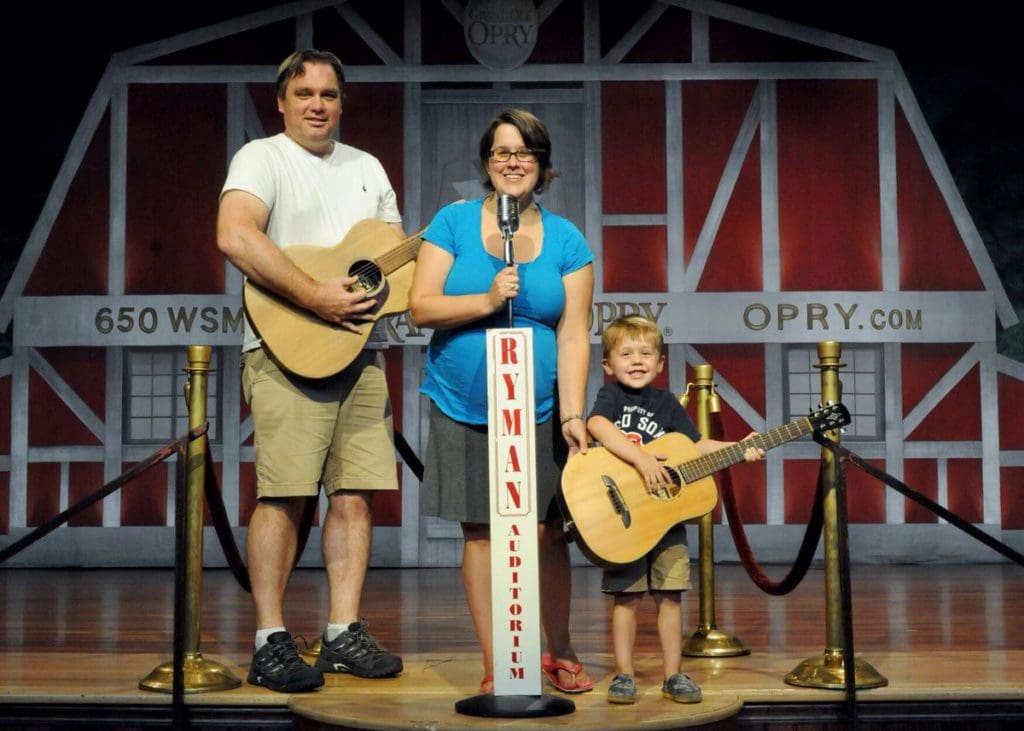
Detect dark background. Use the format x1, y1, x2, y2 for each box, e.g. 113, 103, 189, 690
2, 1, 1020, 357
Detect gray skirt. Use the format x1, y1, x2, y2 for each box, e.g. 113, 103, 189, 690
420, 402, 568, 524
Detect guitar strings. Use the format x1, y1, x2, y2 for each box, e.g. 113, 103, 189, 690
345, 235, 421, 287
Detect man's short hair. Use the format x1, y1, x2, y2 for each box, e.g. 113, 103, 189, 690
275, 49, 345, 98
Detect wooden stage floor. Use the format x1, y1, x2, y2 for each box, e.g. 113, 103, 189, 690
1, 562, 1023, 729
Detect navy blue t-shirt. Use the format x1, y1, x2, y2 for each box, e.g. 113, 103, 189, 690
589, 381, 700, 446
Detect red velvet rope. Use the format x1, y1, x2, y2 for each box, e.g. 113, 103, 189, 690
711, 412, 825, 596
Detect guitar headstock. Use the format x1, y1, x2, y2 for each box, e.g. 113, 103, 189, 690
808, 401, 851, 433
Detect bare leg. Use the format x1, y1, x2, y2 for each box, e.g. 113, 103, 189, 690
611, 593, 641, 676
539, 521, 592, 689
322, 491, 373, 626
653, 590, 683, 679
248, 497, 309, 630
461, 523, 492, 687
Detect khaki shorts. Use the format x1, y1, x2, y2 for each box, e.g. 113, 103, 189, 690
601, 522, 691, 594
242, 348, 399, 498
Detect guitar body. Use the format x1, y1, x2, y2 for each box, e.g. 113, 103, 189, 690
243, 218, 420, 379
559, 432, 718, 566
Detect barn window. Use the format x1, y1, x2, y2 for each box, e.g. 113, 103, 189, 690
124, 349, 220, 444
784, 344, 883, 440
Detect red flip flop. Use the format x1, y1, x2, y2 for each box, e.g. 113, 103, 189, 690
479, 674, 494, 694
541, 653, 594, 694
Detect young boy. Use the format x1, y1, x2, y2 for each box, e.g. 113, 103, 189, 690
586, 315, 764, 704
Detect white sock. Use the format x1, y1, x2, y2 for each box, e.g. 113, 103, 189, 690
255, 626, 287, 650
324, 622, 350, 642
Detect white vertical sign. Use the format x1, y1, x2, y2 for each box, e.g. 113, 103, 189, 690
486, 327, 542, 696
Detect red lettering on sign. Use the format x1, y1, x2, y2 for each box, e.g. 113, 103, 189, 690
503, 480, 522, 509
504, 444, 522, 472
500, 336, 519, 364
500, 372, 519, 400
500, 408, 522, 435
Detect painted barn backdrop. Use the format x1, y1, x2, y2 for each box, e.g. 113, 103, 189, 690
1, 0, 1021, 568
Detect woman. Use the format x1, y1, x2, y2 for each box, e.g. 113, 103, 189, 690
410, 108, 595, 695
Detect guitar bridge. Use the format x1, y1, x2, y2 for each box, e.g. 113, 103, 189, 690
601, 475, 631, 528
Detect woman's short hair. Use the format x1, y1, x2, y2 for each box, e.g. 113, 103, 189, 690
275, 49, 345, 98
601, 315, 664, 359
478, 108, 558, 193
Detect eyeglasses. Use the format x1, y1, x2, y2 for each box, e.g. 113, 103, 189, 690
490, 147, 537, 163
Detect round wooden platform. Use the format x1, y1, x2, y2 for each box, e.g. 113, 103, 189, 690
290, 690, 743, 730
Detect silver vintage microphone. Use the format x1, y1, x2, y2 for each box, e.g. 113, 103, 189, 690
497, 194, 520, 256
496, 194, 519, 326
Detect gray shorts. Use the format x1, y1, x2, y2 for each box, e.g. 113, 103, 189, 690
242, 348, 399, 498
420, 401, 568, 524
601, 522, 691, 593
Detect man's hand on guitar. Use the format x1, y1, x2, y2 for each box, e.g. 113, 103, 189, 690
309, 275, 379, 333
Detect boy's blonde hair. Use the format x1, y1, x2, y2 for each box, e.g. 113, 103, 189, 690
601, 315, 664, 358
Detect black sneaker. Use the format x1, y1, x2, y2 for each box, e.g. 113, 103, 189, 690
315, 620, 403, 678
247, 631, 325, 692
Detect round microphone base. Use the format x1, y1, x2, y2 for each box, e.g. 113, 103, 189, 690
454, 693, 575, 718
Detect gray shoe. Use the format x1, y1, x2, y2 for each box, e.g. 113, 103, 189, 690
315, 620, 402, 678
247, 631, 324, 693
662, 672, 702, 703
607, 673, 637, 704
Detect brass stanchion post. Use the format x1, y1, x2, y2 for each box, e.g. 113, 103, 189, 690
681, 364, 749, 657
785, 341, 886, 689
140, 345, 241, 693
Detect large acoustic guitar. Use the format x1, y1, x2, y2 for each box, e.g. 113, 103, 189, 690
559, 402, 850, 566
243, 218, 425, 379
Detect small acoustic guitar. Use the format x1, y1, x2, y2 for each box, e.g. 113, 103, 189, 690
243, 218, 425, 379
558, 402, 851, 566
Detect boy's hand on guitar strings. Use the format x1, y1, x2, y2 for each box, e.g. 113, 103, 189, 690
634, 450, 671, 494
739, 431, 766, 462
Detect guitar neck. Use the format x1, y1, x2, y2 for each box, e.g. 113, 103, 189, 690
376, 228, 425, 275
678, 416, 814, 483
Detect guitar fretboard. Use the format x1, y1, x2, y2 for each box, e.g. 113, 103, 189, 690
678, 417, 813, 483
377, 228, 426, 275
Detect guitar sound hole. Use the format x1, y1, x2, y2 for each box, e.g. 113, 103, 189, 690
653, 468, 683, 501
349, 260, 383, 294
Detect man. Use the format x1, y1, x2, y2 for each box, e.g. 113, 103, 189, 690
217, 49, 404, 693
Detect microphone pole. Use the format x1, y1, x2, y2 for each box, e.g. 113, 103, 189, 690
497, 194, 520, 328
